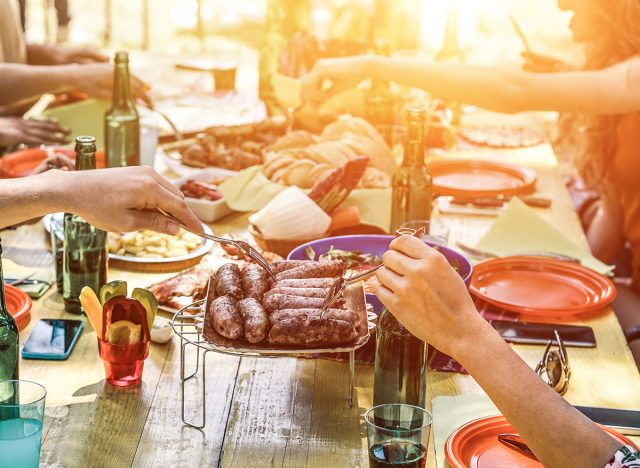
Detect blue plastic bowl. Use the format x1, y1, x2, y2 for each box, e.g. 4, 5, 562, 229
288, 234, 473, 313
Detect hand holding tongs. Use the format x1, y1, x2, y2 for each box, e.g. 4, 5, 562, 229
321, 227, 427, 312
157, 209, 276, 279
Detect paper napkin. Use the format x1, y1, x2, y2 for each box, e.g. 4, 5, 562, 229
475, 197, 614, 275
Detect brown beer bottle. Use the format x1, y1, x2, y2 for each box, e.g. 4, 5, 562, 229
389, 108, 433, 233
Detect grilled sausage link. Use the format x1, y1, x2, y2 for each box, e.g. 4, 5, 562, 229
269, 308, 355, 326
210, 295, 243, 340
271, 260, 313, 274
241, 263, 270, 301
238, 298, 269, 344
215, 263, 243, 300
263, 287, 328, 300
274, 278, 336, 289
268, 316, 357, 347
264, 294, 344, 312
274, 261, 345, 281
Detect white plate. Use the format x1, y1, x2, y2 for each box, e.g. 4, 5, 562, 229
171, 169, 234, 223
43, 213, 214, 265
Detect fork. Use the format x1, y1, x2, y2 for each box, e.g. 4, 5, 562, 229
158, 209, 276, 279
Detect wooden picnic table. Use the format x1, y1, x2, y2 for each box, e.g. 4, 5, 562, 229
3, 137, 640, 468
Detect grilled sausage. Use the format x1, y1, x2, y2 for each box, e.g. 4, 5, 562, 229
269, 308, 355, 326
268, 316, 357, 347
210, 295, 243, 340
274, 278, 336, 289
215, 263, 243, 300
275, 261, 345, 281
238, 298, 269, 343
263, 287, 328, 300
271, 260, 313, 274
264, 294, 344, 312
241, 263, 270, 301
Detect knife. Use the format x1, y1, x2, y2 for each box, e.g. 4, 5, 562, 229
448, 195, 552, 209
497, 433, 539, 459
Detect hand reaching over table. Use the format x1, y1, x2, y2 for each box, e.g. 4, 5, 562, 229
0, 117, 70, 147
0, 166, 202, 235
375, 235, 625, 467
68, 63, 152, 106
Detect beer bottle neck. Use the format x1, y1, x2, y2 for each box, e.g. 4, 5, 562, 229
76, 152, 96, 171
113, 60, 135, 110
402, 119, 425, 166
0, 240, 9, 316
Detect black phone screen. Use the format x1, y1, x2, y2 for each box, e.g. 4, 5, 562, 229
491, 320, 596, 347
23, 319, 83, 356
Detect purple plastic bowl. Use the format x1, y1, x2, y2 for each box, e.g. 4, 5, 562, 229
288, 234, 473, 313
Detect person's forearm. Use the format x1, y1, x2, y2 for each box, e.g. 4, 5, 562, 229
454, 321, 621, 467
366, 56, 640, 115
0, 64, 78, 105
26, 43, 60, 66
0, 171, 71, 228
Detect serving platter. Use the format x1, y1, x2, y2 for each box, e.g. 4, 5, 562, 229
427, 159, 537, 198
43, 213, 214, 272
445, 415, 637, 468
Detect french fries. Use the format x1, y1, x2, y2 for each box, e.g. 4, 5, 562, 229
108, 229, 202, 258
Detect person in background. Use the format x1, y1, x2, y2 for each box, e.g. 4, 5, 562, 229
375, 235, 640, 468
301, 0, 640, 364
0, 165, 203, 235
0, 0, 150, 148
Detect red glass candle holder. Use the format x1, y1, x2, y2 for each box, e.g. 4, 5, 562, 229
98, 338, 150, 387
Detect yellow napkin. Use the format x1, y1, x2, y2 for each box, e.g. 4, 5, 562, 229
2, 258, 54, 298
432, 394, 499, 468
41, 99, 111, 150
220, 166, 392, 232
475, 198, 614, 275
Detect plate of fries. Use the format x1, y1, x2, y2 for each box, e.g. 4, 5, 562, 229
43, 213, 214, 268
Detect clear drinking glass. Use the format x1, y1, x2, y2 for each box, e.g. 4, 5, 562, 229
400, 220, 450, 246
0, 380, 47, 468
365, 404, 432, 468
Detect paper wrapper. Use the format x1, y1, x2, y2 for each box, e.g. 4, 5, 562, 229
220, 166, 392, 233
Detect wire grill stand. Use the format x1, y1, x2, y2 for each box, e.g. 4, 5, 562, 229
172, 300, 357, 429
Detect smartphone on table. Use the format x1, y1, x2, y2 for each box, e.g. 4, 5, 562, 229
491, 320, 596, 348
22, 319, 83, 360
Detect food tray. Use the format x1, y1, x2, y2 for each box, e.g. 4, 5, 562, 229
171, 169, 234, 223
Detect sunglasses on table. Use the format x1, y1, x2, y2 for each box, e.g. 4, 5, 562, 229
535, 330, 571, 395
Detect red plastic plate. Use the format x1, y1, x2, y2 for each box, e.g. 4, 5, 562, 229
0, 147, 105, 178
446, 415, 637, 468
427, 159, 537, 198
4, 284, 32, 330
470, 256, 616, 317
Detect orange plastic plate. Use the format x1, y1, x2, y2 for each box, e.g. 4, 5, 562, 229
445, 415, 637, 468
427, 159, 537, 198
0, 147, 105, 178
4, 284, 32, 330
470, 256, 616, 317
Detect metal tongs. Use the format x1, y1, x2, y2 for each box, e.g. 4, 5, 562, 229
321, 227, 426, 313
158, 209, 276, 280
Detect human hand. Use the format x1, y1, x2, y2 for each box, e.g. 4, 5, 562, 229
52, 46, 109, 65
300, 55, 369, 108
0, 117, 70, 146
30, 152, 75, 174
58, 166, 202, 235
521, 51, 566, 73
68, 63, 153, 106
375, 235, 485, 358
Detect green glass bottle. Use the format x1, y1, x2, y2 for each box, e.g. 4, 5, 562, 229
63, 137, 108, 314
389, 108, 434, 233
105, 51, 140, 167
435, 5, 464, 126
365, 40, 396, 146
0, 238, 19, 384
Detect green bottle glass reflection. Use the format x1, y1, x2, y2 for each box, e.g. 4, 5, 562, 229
63, 137, 108, 314
105, 51, 140, 167
389, 108, 434, 233
0, 238, 19, 385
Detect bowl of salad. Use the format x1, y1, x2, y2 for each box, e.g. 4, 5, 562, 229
288, 235, 473, 313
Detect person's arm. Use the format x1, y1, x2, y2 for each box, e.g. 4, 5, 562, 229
27, 43, 109, 66
0, 166, 202, 235
302, 55, 640, 115
375, 235, 622, 467
0, 63, 152, 106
